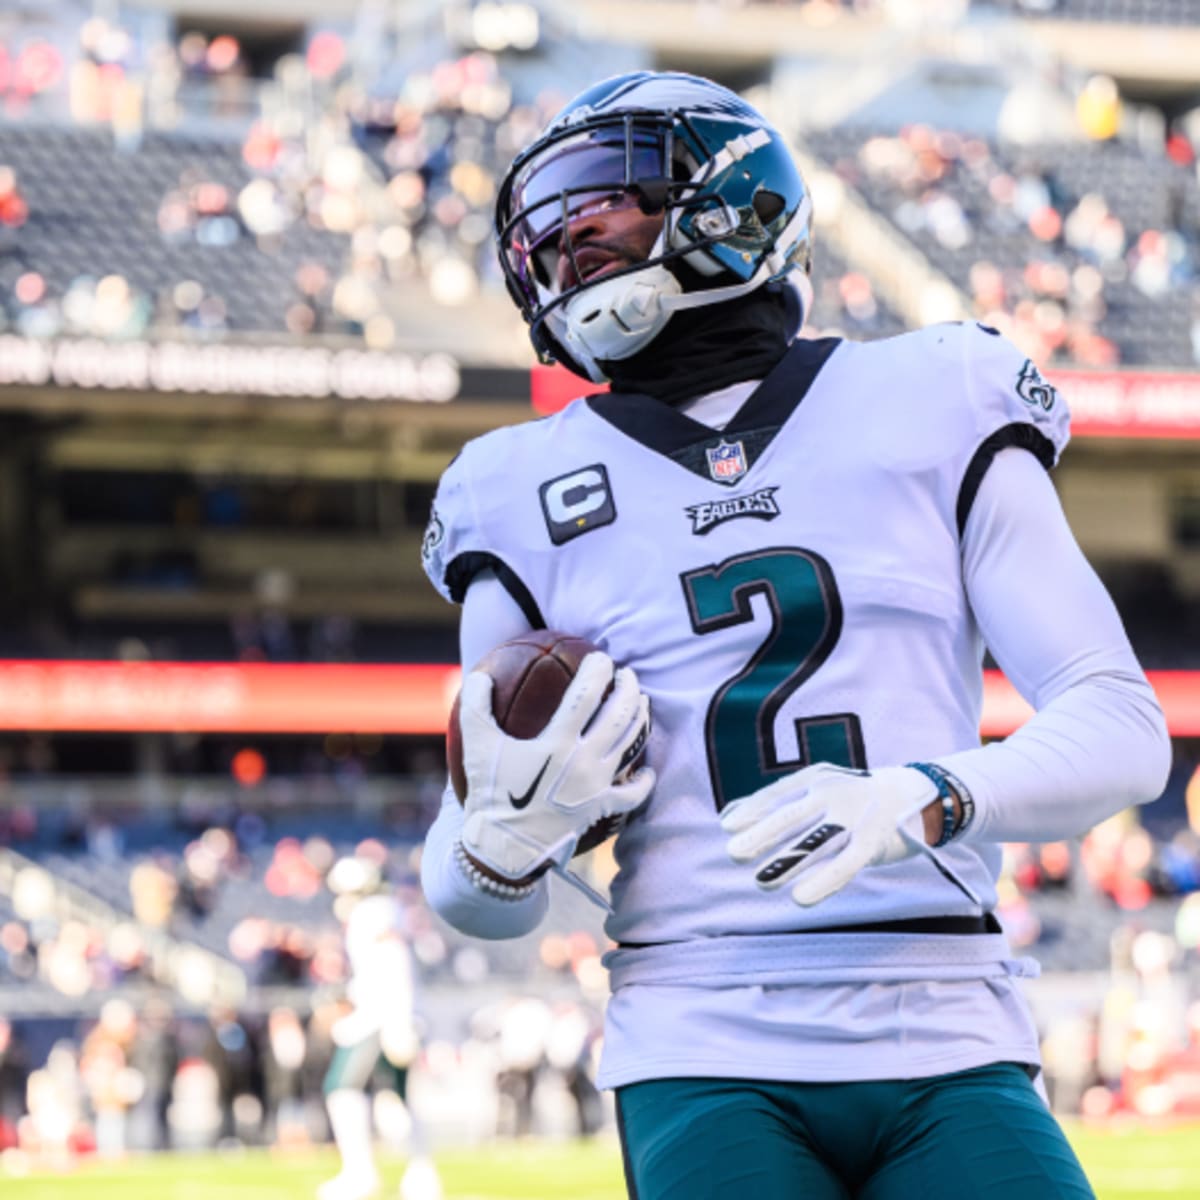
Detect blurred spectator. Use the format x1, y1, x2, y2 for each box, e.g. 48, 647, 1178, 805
1040, 1012, 1100, 1115
167, 1054, 222, 1150
1081, 812, 1157, 909
1160, 1003, 1200, 1116
263, 1007, 310, 1147
494, 996, 548, 1139
545, 1001, 603, 1138
1076, 74, 1121, 142
0, 165, 28, 235
198, 1006, 260, 1145
0, 1017, 31, 1148
129, 856, 178, 928
79, 998, 140, 1155
127, 994, 179, 1151
21, 1040, 90, 1167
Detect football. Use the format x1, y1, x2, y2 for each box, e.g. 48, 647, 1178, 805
446, 629, 641, 860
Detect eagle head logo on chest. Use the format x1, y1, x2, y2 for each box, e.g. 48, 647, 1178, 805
705, 439, 748, 484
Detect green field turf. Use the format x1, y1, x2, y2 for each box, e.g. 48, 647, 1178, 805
2, 1124, 1197, 1199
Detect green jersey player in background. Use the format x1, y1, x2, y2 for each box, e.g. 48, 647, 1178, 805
420, 72, 1171, 1199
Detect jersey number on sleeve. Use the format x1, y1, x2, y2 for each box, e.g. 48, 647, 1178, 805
680, 547, 866, 810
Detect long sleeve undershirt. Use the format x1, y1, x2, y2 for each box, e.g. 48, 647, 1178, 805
421, 570, 550, 938
940, 447, 1170, 843
420, 441, 1171, 940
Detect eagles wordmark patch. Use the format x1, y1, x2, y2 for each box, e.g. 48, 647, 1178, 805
685, 486, 781, 535
539, 464, 616, 546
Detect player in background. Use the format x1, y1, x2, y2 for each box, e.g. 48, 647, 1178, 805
419, 72, 1172, 1199
318, 857, 441, 1200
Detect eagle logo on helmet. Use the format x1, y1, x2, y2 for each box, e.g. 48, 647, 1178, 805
558, 103, 596, 129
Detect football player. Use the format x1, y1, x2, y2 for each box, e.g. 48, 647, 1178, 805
318, 857, 441, 1200
420, 72, 1170, 1199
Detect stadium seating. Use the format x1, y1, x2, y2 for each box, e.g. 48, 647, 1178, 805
0, 36, 914, 357
7, 799, 1190, 981
809, 243, 908, 340
975, 0, 1200, 23
0, 126, 348, 339
805, 126, 1200, 367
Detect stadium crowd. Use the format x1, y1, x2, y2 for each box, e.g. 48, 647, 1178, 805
0, 990, 609, 1160
0, 791, 616, 1161
0, 8, 970, 351
806, 120, 1200, 367
0, 743, 1195, 1161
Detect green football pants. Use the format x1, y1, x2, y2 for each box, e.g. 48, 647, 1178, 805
323, 1034, 408, 1098
615, 1063, 1095, 1200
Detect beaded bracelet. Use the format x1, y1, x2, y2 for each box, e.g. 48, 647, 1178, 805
907, 761, 975, 847
453, 840, 538, 902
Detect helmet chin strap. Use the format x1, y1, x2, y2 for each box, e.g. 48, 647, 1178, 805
551, 262, 684, 382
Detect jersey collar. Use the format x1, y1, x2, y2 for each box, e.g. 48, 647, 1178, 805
585, 336, 842, 485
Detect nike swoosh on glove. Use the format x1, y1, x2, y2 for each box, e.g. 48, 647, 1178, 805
459, 650, 655, 882
721, 763, 937, 906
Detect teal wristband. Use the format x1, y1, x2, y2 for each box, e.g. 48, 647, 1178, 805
907, 761, 969, 847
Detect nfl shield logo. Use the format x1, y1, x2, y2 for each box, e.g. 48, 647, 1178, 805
706, 439, 747, 484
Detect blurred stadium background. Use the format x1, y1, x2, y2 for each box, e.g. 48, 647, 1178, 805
0, 0, 1199, 1195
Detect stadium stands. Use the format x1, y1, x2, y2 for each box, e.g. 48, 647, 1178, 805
804, 125, 1200, 367
3, 763, 1196, 988
975, 0, 1200, 23
9, 6, 1193, 370
0, 49, 921, 355
809, 242, 908, 339
10, 799, 607, 985
0, 126, 347, 340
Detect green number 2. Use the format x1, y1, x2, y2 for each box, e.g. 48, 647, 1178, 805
680, 547, 866, 811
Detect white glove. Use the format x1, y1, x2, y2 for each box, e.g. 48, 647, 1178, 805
459, 650, 654, 881
721, 763, 936, 907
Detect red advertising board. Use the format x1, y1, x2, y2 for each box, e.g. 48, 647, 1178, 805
1047, 368, 1200, 440
0, 661, 1192, 736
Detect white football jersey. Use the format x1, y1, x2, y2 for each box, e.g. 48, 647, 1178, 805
424, 323, 1068, 963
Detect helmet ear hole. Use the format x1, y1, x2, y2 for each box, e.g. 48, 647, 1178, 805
753, 189, 786, 224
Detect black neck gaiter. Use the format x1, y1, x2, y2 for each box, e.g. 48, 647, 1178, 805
600, 288, 794, 408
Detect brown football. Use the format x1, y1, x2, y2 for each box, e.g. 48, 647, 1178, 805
446, 629, 643, 860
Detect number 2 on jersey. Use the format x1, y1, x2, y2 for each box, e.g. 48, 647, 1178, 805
680, 547, 866, 810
